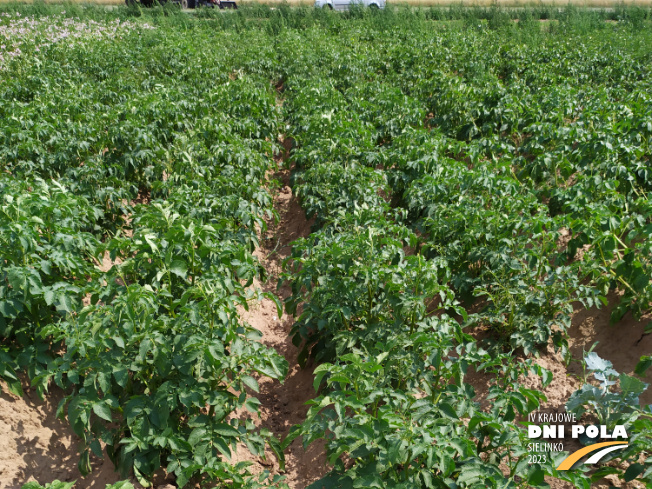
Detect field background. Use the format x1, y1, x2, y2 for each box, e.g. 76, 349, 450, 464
1, 0, 652, 8
1, 2, 651, 489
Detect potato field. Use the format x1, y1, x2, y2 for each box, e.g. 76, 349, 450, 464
1, 4, 652, 489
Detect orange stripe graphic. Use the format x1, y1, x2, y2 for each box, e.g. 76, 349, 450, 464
556, 441, 628, 470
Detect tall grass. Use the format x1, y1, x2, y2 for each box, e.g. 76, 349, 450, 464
0, 1, 650, 28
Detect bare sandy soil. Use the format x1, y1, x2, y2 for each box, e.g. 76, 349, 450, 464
231, 158, 329, 487
0, 381, 124, 489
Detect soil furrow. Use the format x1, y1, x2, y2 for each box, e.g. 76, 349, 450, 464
234, 136, 329, 488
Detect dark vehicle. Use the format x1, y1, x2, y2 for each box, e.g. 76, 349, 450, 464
126, 0, 237, 8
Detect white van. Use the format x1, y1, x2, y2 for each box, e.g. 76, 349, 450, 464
314, 0, 385, 10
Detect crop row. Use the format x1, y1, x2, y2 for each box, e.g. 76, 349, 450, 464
1, 19, 290, 488
274, 12, 652, 488
278, 63, 571, 489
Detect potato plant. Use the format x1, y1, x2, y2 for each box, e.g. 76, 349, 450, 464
275, 8, 652, 487
0, 10, 289, 488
